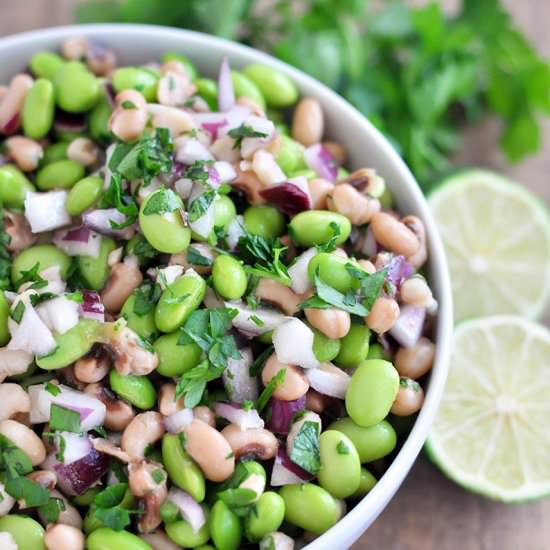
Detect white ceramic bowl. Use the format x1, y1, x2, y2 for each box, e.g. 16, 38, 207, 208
0, 24, 453, 549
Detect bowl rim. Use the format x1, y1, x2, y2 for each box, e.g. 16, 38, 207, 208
0, 23, 454, 548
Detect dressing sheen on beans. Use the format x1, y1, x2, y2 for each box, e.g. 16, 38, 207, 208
0, 36, 437, 550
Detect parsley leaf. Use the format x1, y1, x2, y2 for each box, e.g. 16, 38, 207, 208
188, 189, 217, 223
249, 345, 273, 377
30, 292, 57, 307
142, 187, 182, 215
289, 420, 321, 474
256, 368, 286, 412
10, 301, 25, 323
5, 476, 49, 507
184, 160, 213, 184
92, 483, 139, 531
187, 246, 213, 267
49, 404, 81, 433
152, 469, 166, 484
228, 123, 268, 149
315, 222, 341, 253
98, 173, 139, 229
39, 497, 66, 523
216, 488, 257, 507
0, 434, 33, 477
14, 262, 48, 290
131, 283, 162, 317
0, 209, 12, 291
121, 100, 137, 109
336, 440, 350, 454
45, 382, 61, 396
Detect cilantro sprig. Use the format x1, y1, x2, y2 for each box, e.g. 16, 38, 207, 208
228, 123, 268, 149
289, 420, 321, 474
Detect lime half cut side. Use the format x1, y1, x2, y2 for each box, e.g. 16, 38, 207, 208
426, 316, 550, 502
428, 169, 550, 322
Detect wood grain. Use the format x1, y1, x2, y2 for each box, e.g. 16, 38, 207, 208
0, 1, 548, 549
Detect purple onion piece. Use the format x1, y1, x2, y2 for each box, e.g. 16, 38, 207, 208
265, 396, 306, 435
202, 120, 227, 141
1, 113, 20, 135
102, 81, 117, 109
304, 143, 338, 181
217, 56, 235, 113
53, 447, 110, 495
389, 305, 426, 348
62, 226, 92, 243
80, 290, 105, 322
385, 255, 414, 292
260, 182, 312, 216
54, 111, 87, 133
270, 446, 313, 486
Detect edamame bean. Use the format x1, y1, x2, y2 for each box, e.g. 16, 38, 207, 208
77, 237, 117, 290
244, 491, 285, 542
346, 359, 400, 427
155, 273, 206, 333
21, 78, 55, 139
279, 483, 339, 535
256, 330, 273, 344
350, 467, 377, 499
154, 332, 202, 377
160, 500, 180, 524
214, 194, 236, 228
289, 211, 351, 247
87, 528, 152, 550
88, 97, 113, 143
165, 508, 210, 547
312, 326, 341, 362
0, 291, 10, 346
366, 343, 386, 360
162, 434, 206, 501
194, 78, 217, 110
11, 244, 71, 284
42, 142, 69, 165
231, 71, 266, 110
139, 190, 191, 254
318, 430, 361, 498
379, 186, 394, 209
121, 294, 158, 341
196, 546, 215, 550
0, 515, 46, 550
276, 134, 307, 175
36, 319, 101, 370
72, 487, 100, 506
36, 159, 85, 190
209, 500, 242, 550
109, 370, 156, 410
328, 417, 397, 463
243, 64, 298, 107
30, 51, 64, 80
0, 165, 35, 208
243, 206, 285, 238
335, 324, 370, 368
55, 62, 101, 113
308, 252, 353, 293
112, 67, 159, 102
162, 52, 198, 79
65, 175, 103, 215
212, 255, 247, 300
288, 168, 316, 180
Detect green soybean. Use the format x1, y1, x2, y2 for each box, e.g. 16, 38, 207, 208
87, 528, 152, 550
36, 319, 101, 370
279, 483, 339, 535
243, 205, 285, 238
88, 97, 113, 143
121, 294, 158, 341
112, 67, 159, 102
160, 500, 180, 524
0, 165, 35, 208
231, 71, 266, 110
350, 468, 377, 499
312, 326, 341, 362
196, 546, 216, 550
194, 78, 218, 110
21, 78, 55, 139
155, 273, 206, 333
276, 134, 307, 175
77, 237, 116, 290
0, 291, 10, 346
346, 359, 400, 427
36, 159, 85, 190
318, 430, 361, 498
30, 51, 64, 80
209, 500, 241, 550
72, 487, 100, 506
245, 491, 285, 542
379, 186, 394, 209
12, 245, 71, 285
366, 343, 387, 360
42, 142, 69, 165
214, 194, 236, 228
329, 417, 397, 463
65, 175, 103, 216
288, 168, 317, 180
335, 324, 370, 369
0, 515, 45, 550
139, 191, 191, 254
162, 434, 205, 501
154, 332, 202, 377
55, 62, 101, 113
289, 211, 351, 247
166, 508, 210, 547
212, 255, 247, 300
162, 52, 198, 79
308, 252, 353, 293
109, 370, 156, 410
243, 64, 298, 107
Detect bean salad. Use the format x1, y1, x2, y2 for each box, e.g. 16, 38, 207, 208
0, 36, 438, 550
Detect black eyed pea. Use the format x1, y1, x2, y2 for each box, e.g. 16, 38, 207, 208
149, 105, 196, 138
209, 500, 242, 550
289, 210, 351, 247
67, 137, 99, 166
394, 336, 436, 379
279, 483, 339, 535
22, 78, 55, 139
308, 177, 334, 210
262, 353, 309, 401
157, 70, 195, 106
305, 307, 351, 340
242, 64, 298, 108
44, 523, 85, 549
194, 406, 216, 428
108, 324, 159, 376
0, 419, 46, 465
140, 530, 181, 550
158, 383, 184, 416
121, 411, 165, 460
244, 491, 285, 542
61, 36, 89, 60
391, 377, 425, 416
87, 527, 153, 550
0, 164, 36, 208
323, 141, 346, 165
54, 62, 101, 113
77, 237, 117, 290
153, 332, 202, 377
0, 74, 33, 134
317, 430, 361, 499
291, 97, 324, 147
400, 275, 433, 308
334, 323, 370, 369
36, 159, 85, 190
255, 278, 302, 316
30, 51, 65, 80
109, 370, 156, 410
212, 255, 247, 300
326, 183, 381, 226
365, 296, 400, 334
0, 515, 46, 550
109, 105, 148, 143
65, 175, 103, 216
102, 259, 144, 314
162, 52, 198, 80
165, 508, 211, 548
370, 212, 421, 257
84, 383, 135, 432
236, 95, 266, 118
221, 424, 279, 461
0, 383, 30, 421
402, 215, 428, 268
74, 353, 110, 384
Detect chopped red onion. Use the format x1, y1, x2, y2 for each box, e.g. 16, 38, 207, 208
175, 137, 214, 165
389, 305, 426, 348
217, 56, 235, 113
304, 143, 338, 182
102, 80, 117, 109
7, 301, 56, 356
214, 402, 264, 430
227, 301, 289, 338
270, 446, 313, 486
164, 408, 194, 434
192, 112, 228, 141
384, 255, 414, 292
288, 248, 316, 294
306, 363, 350, 399
53, 227, 101, 258
272, 318, 319, 369
167, 488, 206, 534
222, 348, 259, 403
260, 177, 312, 216
80, 290, 104, 322
36, 295, 79, 335
207, 166, 220, 186
265, 396, 306, 435
1, 112, 20, 135
24, 191, 71, 233
82, 208, 135, 239
56, 432, 92, 465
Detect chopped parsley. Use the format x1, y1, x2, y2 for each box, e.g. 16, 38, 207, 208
132, 238, 158, 261
131, 283, 162, 317
142, 187, 182, 216
49, 404, 81, 433
39, 497, 66, 523
187, 246, 213, 267
336, 440, 350, 455
188, 189, 217, 223
10, 301, 25, 323
249, 345, 274, 377
30, 292, 57, 307
98, 173, 139, 229
65, 291, 84, 303
228, 123, 268, 149
0, 209, 11, 291
315, 222, 341, 253
242, 400, 254, 411
184, 160, 213, 184
289, 420, 321, 474
14, 262, 48, 290
152, 468, 166, 484
121, 100, 137, 109
216, 487, 257, 508
92, 483, 140, 531
256, 368, 286, 412
249, 314, 264, 327
45, 382, 61, 396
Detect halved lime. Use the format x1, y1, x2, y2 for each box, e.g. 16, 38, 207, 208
426, 316, 550, 502
428, 169, 550, 321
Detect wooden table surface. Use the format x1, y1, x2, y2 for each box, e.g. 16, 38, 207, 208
1, 1, 549, 549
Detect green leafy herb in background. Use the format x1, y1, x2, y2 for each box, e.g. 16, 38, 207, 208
77, 0, 550, 187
